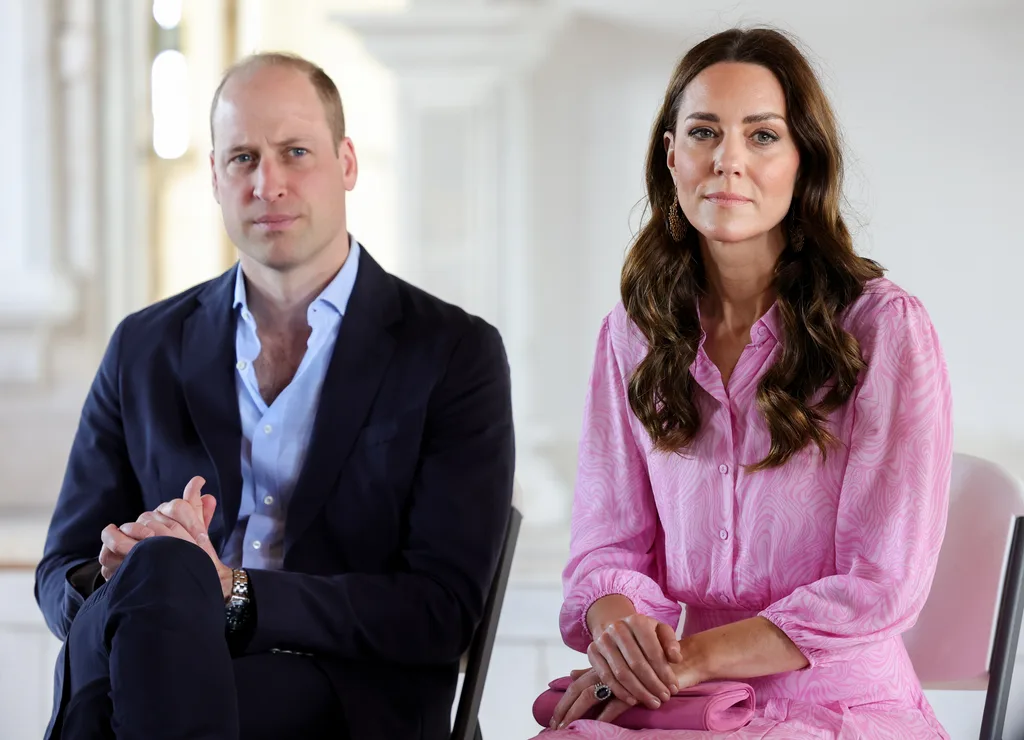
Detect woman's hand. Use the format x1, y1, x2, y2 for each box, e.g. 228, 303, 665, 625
587, 611, 683, 710
549, 668, 632, 730
550, 639, 711, 730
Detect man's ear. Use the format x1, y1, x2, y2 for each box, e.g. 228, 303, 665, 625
340, 137, 358, 192
210, 151, 221, 204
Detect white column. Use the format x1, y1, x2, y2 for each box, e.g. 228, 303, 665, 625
0, 0, 77, 383
0, 0, 148, 513
333, 1, 573, 525
0, 0, 149, 386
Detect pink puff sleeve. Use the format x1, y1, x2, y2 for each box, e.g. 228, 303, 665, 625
559, 313, 682, 653
759, 296, 953, 668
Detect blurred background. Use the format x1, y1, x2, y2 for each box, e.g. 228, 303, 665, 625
1, 0, 1022, 737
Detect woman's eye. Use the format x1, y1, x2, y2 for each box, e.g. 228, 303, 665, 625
688, 127, 716, 140
753, 131, 780, 145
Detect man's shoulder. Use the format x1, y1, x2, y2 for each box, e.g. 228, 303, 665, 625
115, 268, 234, 347
388, 272, 500, 344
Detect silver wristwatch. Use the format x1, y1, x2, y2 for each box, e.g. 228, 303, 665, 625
225, 568, 251, 634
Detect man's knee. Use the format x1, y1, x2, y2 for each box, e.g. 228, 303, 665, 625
111, 536, 221, 604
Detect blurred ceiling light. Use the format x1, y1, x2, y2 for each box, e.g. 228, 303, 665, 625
151, 50, 189, 160
152, 0, 183, 30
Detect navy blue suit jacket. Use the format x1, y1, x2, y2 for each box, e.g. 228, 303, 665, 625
35, 246, 516, 739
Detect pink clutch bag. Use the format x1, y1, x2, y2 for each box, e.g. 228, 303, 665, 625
532, 677, 756, 731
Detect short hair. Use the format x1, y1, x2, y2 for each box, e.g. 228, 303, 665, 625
209, 52, 346, 150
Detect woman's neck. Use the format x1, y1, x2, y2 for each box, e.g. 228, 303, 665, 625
699, 229, 784, 332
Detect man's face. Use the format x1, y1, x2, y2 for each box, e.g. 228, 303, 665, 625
210, 65, 357, 273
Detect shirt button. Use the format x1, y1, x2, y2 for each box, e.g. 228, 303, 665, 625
263, 495, 274, 506
719, 464, 729, 474
719, 530, 729, 541
263, 424, 272, 435
758, 326, 766, 337
252, 540, 262, 550
236, 360, 247, 371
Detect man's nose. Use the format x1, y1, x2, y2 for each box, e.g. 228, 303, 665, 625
253, 159, 287, 201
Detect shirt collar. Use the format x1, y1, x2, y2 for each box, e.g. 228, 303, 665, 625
233, 236, 361, 318
756, 302, 780, 343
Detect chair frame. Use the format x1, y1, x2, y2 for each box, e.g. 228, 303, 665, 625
451, 506, 523, 740
981, 515, 1024, 740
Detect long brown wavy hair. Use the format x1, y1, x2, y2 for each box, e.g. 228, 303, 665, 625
622, 28, 883, 471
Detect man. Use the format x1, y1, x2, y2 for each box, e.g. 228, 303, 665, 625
35, 52, 515, 740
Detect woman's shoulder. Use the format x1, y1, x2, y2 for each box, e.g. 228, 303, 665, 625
843, 276, 936, 354
603, 302, 650, 363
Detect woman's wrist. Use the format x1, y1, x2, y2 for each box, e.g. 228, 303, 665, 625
677, 631, 716, 683
585, 594, 637, 637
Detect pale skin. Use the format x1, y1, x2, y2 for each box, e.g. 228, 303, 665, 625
96, 62, 359, 596
551, 62, 810, 729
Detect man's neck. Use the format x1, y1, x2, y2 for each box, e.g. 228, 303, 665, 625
240, 241, 350, 332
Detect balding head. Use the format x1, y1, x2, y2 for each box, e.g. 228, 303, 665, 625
210, 52, 345, 152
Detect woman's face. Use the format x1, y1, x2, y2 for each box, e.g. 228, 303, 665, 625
665, 62, 800, 245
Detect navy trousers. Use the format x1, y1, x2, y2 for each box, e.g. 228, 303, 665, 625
53, 536, 345, 740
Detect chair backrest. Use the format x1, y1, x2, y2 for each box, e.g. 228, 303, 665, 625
451, 506, 523, 740
903, 453, 1024, 686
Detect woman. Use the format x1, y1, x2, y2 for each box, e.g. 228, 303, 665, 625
539, 28, 952, 739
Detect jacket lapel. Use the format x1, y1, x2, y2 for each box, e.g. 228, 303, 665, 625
180, 267, 244, 547
284, 247, 401, 551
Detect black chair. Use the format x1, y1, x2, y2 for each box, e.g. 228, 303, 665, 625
981, 516, 1024, 739
451, 506, 523, 740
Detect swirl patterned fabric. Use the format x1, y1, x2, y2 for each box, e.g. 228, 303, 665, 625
534, 279, 953, 739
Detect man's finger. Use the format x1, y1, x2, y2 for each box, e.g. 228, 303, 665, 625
182, 476, 206, 527
118, 522, 154, 541
138, 511, 181, 539
155, 500, 203, 540
101, 524, 137, 556
201, 494, 217, 531
98, 545, 120, 570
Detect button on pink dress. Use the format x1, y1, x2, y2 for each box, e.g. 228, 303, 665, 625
536, 279, 953, 739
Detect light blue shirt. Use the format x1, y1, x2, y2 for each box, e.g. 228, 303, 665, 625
221, 239, 361, 570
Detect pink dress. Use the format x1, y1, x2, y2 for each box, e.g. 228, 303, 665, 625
536, 279, 953, 739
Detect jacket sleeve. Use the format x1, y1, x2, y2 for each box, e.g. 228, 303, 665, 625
34, 320, 146, 640
559, 315, 681, 653
244, 320, 516, 664
759, 296, 953, 668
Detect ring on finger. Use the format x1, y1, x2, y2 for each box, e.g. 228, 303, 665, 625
593, 683, 612, 702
